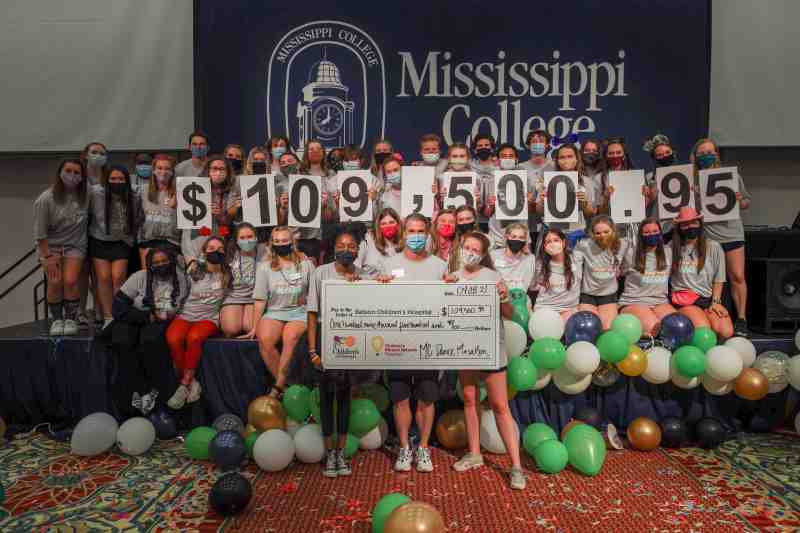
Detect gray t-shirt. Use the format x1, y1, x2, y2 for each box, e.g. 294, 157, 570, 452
533, 260, 582, 312
618, 246, 673, 307
181, 189, 238, 260
87, 185, 139, 246
178, 270, 227, 325
139, 190, 180, 245
33, 188, 90, 253
119, 269, 188, 319
356, 232, 401, 278
453, 266, 507, 366
175, 158, 206, 177
670, 240, 726, 298
701, 170, 750, 244
224, 252, 260, 304
253, 259, 315, 312
307, 262, 373, 314
574, 238, 629, 296
380, 253, 447, 281
490, 249, 537, 292
519, 158, 554, 231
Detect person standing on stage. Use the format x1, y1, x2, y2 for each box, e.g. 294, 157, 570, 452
138, 154, 181, 268
175, 131, 210, 177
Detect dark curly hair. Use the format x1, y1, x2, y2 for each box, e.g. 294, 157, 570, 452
143, 245, 187, 313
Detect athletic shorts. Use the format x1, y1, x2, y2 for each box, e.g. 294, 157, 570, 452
579, 293, 618, 306
88, 237, 132, 261
721, 241, 745, 253
388, 370, 440, 403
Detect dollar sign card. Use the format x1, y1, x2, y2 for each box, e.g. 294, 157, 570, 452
177, 177, 212, 230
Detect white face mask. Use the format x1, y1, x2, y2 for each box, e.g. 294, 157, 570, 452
499, 158, 517, 170
449, 157, 468, 170
545, 241, 564, 256
342, 160, 361, 170
422, 153, 440, 164
461, 249, 482, 266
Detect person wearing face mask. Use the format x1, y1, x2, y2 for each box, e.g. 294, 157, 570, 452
110, 245, 188, 416
267, 135, 292, 174
483, 144, 536, 249
219, 223, 264, 338
243, 145, 279, 244
376, 214, 448, 474
448, 205, 481, 269
131, 153, 153, 197
641, 134, 678, 241
276, 152, 299, 228
490, 223, 537, 298
431, 208, 457, 262
369, 139, 395, 183
690, 138, 751, 337
244, 226, 315, 399
446, 231, 526, 490
165, 236, 229, 409
617, 218, 676, 338
327, 147, 345, 173
294, 139, 335, 264
81, 141, 110, 187
377, 157, 404, 214
88, 165, 142, 333
34, 159, 91, 336
138, 154, 181, 269
306, 223, 377, 478
224, 143, 245, 176
574, 215, 630, 330
175, 131, 211, 177
413, 133, 449, 178
580, 138, 606, 197
357, 208, 404, 277
520, 130, 555, 245
439, 143, 482, 214
534, 228, 583, 320
470, 134, 497, 231
181, 155, 240, 264
599, 138, 651, 242
669, 207, 734, 339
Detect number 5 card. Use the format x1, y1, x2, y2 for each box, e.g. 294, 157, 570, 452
441, 172, 478, 209
699, 166, 740, 223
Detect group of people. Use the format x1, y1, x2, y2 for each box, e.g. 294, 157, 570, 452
32, 129, 752, 489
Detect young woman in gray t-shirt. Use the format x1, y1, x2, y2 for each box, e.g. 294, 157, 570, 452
534, 228, 582, 321
219, 223, 264, 338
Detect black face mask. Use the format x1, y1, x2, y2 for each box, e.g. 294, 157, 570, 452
374, 152, 390, 166
272, 243, 292, 257
335, 250, 357, 266
678, 226, 701, 240
328, 155, 343, 171
475, 147, 493, 161
108, 182, 127, 195
252, 161, 267, 174
582, 153, 600, 166
655, 154, 675, 167
228, 158, 243, 173
507, 239, 526, 253
456, 223, 473, 234
152, 264, 172, 279
205, 251, 225, 265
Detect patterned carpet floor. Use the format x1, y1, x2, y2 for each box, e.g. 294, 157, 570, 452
0, 431, 798, 532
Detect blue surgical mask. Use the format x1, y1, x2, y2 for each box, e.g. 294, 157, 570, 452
272, 147, 286, 159
136, 164, 152, 178
191, 145, 209, 159
237, 238, 258, 252
386, 172, 401, 186
696, 153, 717, 169
530, 142, 547, 156
406, 234, 427, 252
642, 234, 662, 247
88, 153, 107, 167
343, 161, 361, 170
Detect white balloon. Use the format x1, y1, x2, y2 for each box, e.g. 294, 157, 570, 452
796, 411, 800, 434
359, 418, 389, 450
533, 370, 552, 391
701, 374, 733, 396
753, 352, 790, 394
724, 337, 757, 368
116, 417, 156, 456
254, 429, 295, 472
789, 355, 800, 391
564, 341, 600, 376
706, 346, 744, 382
528, 308, 564, 341
71, 412, 119, 457
504, 320, 527, 358
286, 418, 302, 437
795, 329, 800, 352
293, 423, 326, 463
642, 347, 672, 385
479, 409, 518, 454
670, 357, 699, 389
552, 366, 592, 394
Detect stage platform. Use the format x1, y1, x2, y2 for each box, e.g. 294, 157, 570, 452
0, 320, 797, 436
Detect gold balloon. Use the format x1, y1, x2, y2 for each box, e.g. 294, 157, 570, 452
384, 501, 446, 533
734, 368, 769, 401
243, 423, 259, 438
560, 419, 584, 441
617, 345, 648, 377
626, 417, 662, 451
247, 395, 287, 431
435, 409, 467, 450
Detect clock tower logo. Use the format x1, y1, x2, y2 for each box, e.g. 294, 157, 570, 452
267, 21, 386, 155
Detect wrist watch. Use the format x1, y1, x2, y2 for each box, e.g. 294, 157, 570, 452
712, 297, 722, 305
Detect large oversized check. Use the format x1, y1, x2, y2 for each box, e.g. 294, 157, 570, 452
321, 281, 500, 370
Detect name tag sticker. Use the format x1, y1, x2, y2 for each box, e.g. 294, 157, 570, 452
391, 268, 405, 278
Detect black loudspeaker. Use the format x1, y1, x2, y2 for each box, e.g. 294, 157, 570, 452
745, 229, 800, 333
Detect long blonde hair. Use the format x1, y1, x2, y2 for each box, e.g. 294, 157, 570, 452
268, 226, 305, 271
504, 222, 530, 255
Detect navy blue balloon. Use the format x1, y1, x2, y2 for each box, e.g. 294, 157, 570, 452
209, 430, 247, 471
209, 472, 252, 516
659, 313, 695, 350
564, 311, 603, 345
148, 409, 178, 440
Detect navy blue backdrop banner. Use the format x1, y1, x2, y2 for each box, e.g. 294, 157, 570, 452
195, 1, 710, 163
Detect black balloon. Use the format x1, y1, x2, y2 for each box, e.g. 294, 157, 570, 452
209, 472, 252, 516
695, 418, 725, 449
659, 417, 687, 448
148, 409, 178, 440
574, 407, 602, 429
209, 430, 247, 471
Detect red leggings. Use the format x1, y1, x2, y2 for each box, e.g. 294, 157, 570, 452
166, 318, 218, 371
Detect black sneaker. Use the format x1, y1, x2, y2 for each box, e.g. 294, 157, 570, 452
733, 318, 749, 338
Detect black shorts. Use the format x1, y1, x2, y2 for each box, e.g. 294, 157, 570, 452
296, 238, 321, 262
721, 241, 745, 253
388, 370, 440, 403
88, 237, 132, 261
579, 293, 618, 306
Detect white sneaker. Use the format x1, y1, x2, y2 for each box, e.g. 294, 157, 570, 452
62, 319, 79, 335
335, 449, 352, 476
187, 379, 202, 403
49, 319, 65, 336
415, 447, 433, 473
510, 467, 526, 490
167, 384, 189, 410
394, 446, 413, 472
323, 449, 338, 478
453, 452, 484, 472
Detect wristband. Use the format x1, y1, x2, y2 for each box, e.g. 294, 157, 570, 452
712, 298, 722, 305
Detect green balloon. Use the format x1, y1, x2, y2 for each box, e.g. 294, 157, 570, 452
185, 426, 217, 460
357, 383, 390, 412
349, 398, 380, 438
691, 327, 718, 353
674, 345, 707, 377
345, 433, 359, 458
523, 422, 558, 457
529, 338, 566, 370
283, 384, 312, 422
534, 439, 569, 473
372, 493, 411, 533
596, 331, 629, 364
245, 432, 259, 458
611, 314, 643, 345
563, 424, 606, 476
508, 356, 538, 392
457, 379, 487, 403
